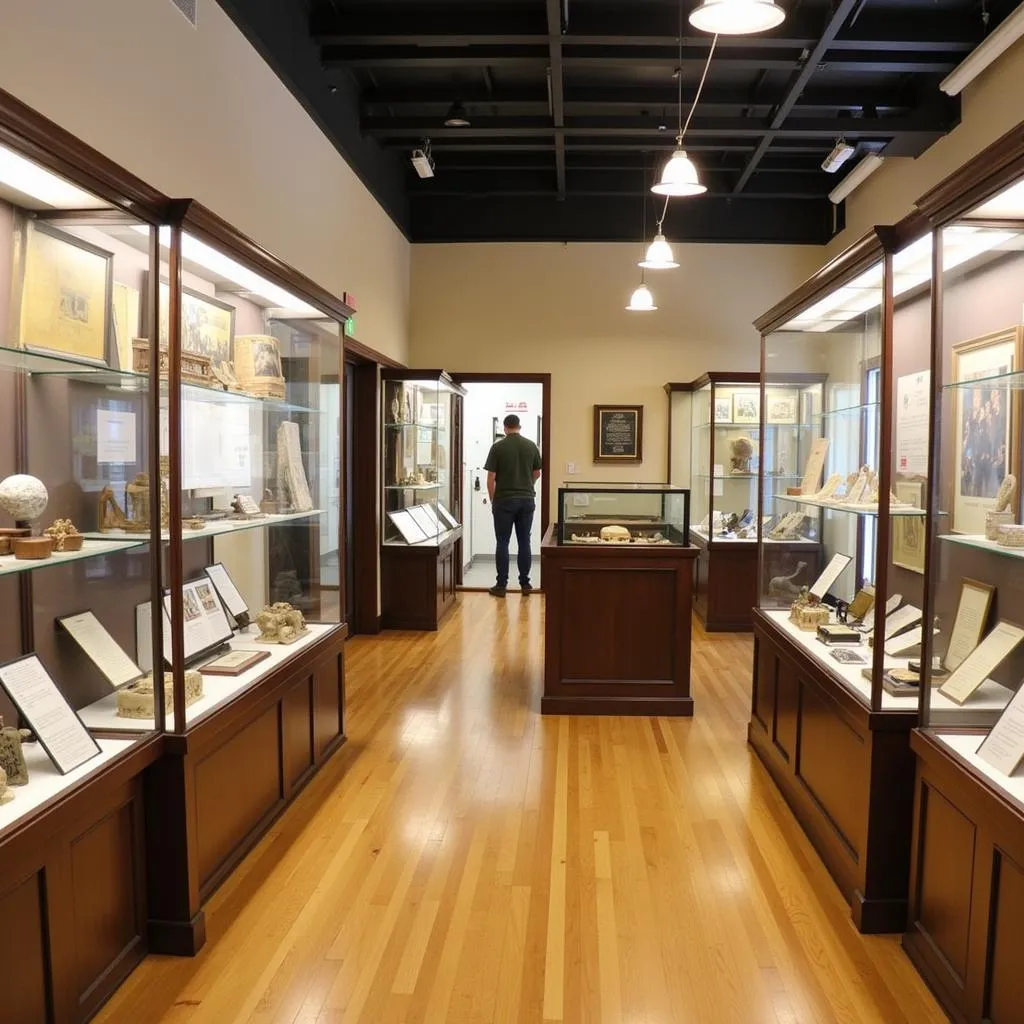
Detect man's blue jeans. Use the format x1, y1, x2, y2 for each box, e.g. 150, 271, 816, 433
492, 496, 536, 587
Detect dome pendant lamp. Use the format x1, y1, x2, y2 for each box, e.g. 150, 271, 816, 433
626, 277, 658, 312
639, 233, 679, 270
689, 0, 786, 36
652, 1, 717, 198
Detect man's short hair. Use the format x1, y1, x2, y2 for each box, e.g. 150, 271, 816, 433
503, 414, 521, 429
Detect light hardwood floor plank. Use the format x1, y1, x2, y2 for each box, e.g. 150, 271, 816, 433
94, 597, 946, 1024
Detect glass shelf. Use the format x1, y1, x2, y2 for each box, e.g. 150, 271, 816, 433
942, 368, 1024, 393
692, 421, 814, 431
819, 401, 879, 419
939, 533, 1024, 559
774, 493, 926, 516
384, 483, 442, 491
0, 344, 319, 414
384, 421, 440, 431
695, 473, 802, 480
0, 537, 148, 578
81, 509, 322, 543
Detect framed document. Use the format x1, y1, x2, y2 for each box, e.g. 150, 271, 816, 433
943, 579, 995, 672
205, 562, 250, 629
0, 655, 101, 774
57, 611, 142, 689
436, 503, 460, 530
978, 685, 1024, 776
593, 405, 643, 463
164, 579, 234, 665
808, 553, 852, 600
200, 649, 271, 677
388, 509, 428, 544
939, 621, 1024, 706
406, 504, 439, 539
799, 438, 829, 495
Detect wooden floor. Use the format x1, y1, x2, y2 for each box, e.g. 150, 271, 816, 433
97, 594, 946, 1024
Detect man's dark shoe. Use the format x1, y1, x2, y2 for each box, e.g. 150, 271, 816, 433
489, 585, 507, 597
520, 583, 534, 595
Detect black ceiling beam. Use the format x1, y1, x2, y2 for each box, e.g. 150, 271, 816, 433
734, 0, 867, 194
410, 141, 843, 154
408, 193, 833, 245
363, 115, 954, 139
547, 0, 565, 199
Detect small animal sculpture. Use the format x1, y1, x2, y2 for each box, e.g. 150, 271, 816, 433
768, 561, 808, 599
256, 602, 309, 645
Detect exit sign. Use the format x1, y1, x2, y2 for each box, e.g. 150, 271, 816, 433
344, 316, 356, 337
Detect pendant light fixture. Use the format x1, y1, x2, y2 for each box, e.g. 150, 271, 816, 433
443, 101, 471, 128
628, 170, 659, 310
638, 156, 679, 269
689, 0, 786, 35
652, 2, 718, 197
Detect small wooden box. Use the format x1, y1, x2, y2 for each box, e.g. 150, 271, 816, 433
234, 335, 286, 400
14, 537, 53, 560
133, 339, 215, 387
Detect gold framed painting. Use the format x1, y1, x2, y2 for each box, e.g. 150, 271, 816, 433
892, 480, 926, 574
151, 278, 235, 368
951, 326, 1022, 535
17, 220, 113, 365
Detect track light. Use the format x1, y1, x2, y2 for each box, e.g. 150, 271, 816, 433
411, 140, 435, 179
639, 234, 680, 269
689, 0, 786, 35
821, 139, 856, 174
443, 101, 471, 128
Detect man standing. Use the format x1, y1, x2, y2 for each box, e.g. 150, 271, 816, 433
484, 414, 542, 597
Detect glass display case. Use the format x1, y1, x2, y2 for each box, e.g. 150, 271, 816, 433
757, 229, 936, 713
0, 144, 165, 836
381, 369, 464, 545
919, 177, 1024, 782
380, 369, 464, 629
554, 483, 689, 545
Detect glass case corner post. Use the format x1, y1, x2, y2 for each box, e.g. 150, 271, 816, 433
166, 219, 187, 734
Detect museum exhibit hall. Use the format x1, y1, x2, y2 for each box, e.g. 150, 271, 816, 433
3, 0, 1024, 1022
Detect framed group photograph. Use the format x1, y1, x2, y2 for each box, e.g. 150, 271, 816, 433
155, 279, 235, 367
713, 395, 733, 424
593, 404, 643, 463
17, 220, 114, 366
766, 391, 799, 425
892, 480, 926, 574
731, 389, 760, 425
951, 326, 1022, 534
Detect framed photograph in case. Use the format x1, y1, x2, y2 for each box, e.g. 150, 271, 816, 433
731, 390, 760, 425
892, 480, 926, 574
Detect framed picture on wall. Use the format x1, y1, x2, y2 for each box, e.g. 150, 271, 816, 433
766, 391, 799, 425
892, 480, 926, 574
951, 326, 1022, 534
732, 390, 760, 425
593, 404, 643, 463
154, 279, 235, 367
713, 396, 732, 423
16, 220, 114, 366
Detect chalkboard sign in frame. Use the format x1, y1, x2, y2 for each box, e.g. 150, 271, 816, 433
593, 404, 643, 463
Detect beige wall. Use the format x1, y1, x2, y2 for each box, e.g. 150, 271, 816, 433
0, 0, 409, 361
410, 242, 822, 512
830, 36, 1024, 255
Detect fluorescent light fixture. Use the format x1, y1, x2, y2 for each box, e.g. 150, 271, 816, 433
828, 154, 885, 204
136, 225, 319, 314
626, 282, 658, 311
651, 150, 706, 197
638, 234, 679, 269
0, 142, 107, 209
941, 5, 1024, 96
969, 179, 1024, 219
688, 0, 786, 34
411, 148, 435, 178
821, 139, 856, 174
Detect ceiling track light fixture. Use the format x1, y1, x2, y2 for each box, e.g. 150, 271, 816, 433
653, 1, 716, 198
410, 139, 435, 179
443, 100, 471, 128
688, 0, 786, 36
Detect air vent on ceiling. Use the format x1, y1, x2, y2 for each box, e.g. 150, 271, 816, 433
169, 0, 197, 27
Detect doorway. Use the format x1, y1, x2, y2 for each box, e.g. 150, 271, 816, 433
455, 377, 549, 591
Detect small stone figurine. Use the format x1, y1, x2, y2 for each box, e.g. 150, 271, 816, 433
0, 716, 31, 786
255, 602, 309, 645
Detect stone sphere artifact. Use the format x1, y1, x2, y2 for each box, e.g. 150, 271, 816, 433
0, 474, 48, 522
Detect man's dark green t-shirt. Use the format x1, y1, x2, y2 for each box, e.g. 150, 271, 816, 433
484, 433, 542, 501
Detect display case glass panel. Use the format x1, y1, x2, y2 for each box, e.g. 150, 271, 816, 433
921, 177, 1024, 802
0, 143, 164, 833
758, 234, 935, 711
382, 370, 464, 545
555, 483, 690, 545
73, 224, 346, 735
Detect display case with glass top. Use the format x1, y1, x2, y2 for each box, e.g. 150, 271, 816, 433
380, 369, 465, 629
749, 218, 938, 934
677, 372, 825, 630
555, 483, 689, 546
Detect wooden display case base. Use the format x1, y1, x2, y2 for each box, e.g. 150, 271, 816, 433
145, 625, 346, 956
904, 729, 1024, 1024
381, 529, 460, 631
0, 736, 161, 1024
541, 528, 697, 716
750, 608, 917, 933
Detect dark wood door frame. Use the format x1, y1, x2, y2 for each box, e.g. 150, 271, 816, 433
343, 337, 404, 634
450, 372, 553, 536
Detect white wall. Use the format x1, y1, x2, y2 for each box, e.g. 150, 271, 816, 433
0, 0, 410, 362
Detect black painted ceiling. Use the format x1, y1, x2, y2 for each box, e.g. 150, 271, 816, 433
217, 0, 1015, 244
